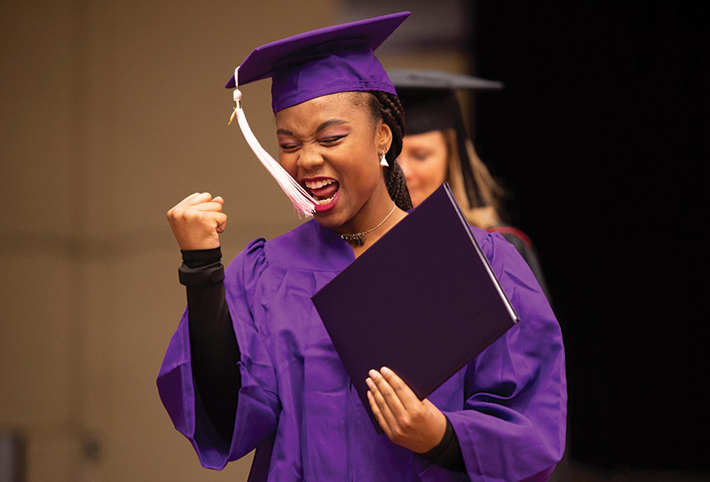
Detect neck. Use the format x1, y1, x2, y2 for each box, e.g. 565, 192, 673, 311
341, 202, 407, 257
328, 182, 406, 256
355, 208, 406, 256
336, 182, 392, 233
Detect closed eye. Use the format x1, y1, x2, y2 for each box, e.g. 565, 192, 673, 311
321, 135, 346, 145
280, 143, 300, 152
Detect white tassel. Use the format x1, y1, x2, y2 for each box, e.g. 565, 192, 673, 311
230, 67, 317, 218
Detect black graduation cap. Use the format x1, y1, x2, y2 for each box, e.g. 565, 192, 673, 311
389, 69, 503, 208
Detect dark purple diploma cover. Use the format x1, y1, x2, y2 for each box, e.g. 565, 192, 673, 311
312, 183, 519, 427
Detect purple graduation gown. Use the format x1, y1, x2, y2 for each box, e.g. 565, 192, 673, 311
157, 219, 566, 481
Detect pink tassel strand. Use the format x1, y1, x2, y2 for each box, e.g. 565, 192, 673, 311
231, 68, 317, 217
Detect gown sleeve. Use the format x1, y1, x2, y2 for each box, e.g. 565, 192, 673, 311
157, 238, 280, 470
415, 231, 567, 482
488, 226, 551, 302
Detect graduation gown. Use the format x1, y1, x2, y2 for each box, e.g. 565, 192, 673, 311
157, 219, 566, 481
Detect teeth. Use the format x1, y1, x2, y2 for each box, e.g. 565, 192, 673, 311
316, 195, 335, 205
305, 179, 335, 189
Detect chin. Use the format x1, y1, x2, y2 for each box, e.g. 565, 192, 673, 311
313, 203, 354, 231
314, 217, 348, 235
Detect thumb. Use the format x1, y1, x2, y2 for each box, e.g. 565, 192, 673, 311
212, 212, 228, 234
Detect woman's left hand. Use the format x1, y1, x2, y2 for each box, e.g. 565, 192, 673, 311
366, 367, 447, 454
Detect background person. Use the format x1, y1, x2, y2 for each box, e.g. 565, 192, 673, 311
392, 69, 550, 297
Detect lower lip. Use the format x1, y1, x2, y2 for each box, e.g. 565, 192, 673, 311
314, 190, 339, 213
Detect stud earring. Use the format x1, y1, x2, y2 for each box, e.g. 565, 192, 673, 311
380, 149, 389, 167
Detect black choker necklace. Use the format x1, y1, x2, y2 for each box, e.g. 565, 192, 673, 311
340, 203, 397, 246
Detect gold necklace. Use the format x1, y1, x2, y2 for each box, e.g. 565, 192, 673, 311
340, 202, 397, 246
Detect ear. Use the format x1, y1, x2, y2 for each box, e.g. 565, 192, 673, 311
376, 119, 393, 154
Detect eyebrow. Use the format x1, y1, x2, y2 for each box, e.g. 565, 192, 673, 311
276, 119, 349, 137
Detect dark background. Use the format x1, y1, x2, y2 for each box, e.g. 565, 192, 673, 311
472, 0, 708, 471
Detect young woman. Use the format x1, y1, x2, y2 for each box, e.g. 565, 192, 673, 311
158, 13, 566, 481
392, 70, 550, 296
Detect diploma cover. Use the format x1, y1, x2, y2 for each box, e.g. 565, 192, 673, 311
312, 183, 519, 427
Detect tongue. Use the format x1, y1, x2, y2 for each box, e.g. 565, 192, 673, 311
311, 182, 339, 200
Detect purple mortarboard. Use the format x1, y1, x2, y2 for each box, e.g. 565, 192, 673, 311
226, 11, 409, 113
225, 12, 410, 216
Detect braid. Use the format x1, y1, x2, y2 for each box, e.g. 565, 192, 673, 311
367, 91, 413, 211
384, 159, 412, 211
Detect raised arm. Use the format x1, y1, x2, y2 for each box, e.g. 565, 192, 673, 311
158, 193, 279, 469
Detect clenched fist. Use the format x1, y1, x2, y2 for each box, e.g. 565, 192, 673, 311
167, 192, 227, 250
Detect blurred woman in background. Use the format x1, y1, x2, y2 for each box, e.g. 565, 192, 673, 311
392, 69, 550, 297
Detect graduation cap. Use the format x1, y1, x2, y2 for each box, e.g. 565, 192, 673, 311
225, 12, 410, 216
389, 68, 503, 208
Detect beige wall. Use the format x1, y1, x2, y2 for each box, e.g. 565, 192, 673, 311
0, 2, 468, 481
0, 1, 333, 481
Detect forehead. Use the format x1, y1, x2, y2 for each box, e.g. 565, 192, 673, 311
276, 92, 371, 128
403, 130, 448, 147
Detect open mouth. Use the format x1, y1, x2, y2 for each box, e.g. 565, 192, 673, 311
304, 178, 340, 205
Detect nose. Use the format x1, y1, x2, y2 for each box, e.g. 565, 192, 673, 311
297, 145, 324, 172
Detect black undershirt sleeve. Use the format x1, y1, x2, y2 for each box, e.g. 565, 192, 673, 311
421, 416, 466, 471
180, 247, 240, 445
179, 248, 464, 469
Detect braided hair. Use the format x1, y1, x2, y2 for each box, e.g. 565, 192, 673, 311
365, 91, 413, 211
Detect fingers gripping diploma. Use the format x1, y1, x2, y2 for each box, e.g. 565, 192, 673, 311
167, 192, 228, 250
366, 367, 448, 454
